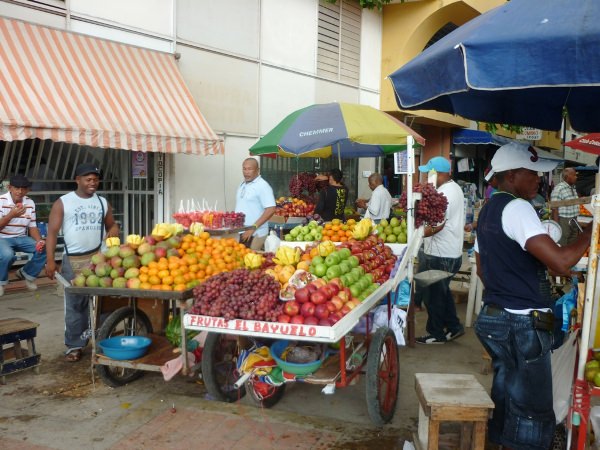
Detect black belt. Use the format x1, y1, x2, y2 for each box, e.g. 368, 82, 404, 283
482, 304, 554, 332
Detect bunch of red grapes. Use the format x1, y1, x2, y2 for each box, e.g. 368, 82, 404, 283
289, 172, 317, 197
399, 183, 448, 228
261, 252, 276, 269
190, 269, 282, 321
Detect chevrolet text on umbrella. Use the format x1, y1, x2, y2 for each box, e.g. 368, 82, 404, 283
299, 128, 334, 137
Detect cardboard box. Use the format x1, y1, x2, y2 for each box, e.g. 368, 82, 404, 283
270, 215, 287, 224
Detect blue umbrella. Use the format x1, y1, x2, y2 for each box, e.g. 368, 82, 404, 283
388, 0, 600, 132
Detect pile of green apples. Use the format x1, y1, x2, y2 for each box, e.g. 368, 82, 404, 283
284, 220, 324, 242
375, 217, 407, 244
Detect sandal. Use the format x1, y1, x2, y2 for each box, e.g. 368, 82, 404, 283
65, 349, 83, 362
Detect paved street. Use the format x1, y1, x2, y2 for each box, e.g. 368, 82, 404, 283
0, 284, 491, 449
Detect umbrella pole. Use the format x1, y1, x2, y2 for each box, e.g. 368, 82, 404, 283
407, 136, 415, 244
572, 170, 600, 428
337, 143, 342, 171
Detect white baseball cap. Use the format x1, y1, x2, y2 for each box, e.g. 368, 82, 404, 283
485, 142, 559, 181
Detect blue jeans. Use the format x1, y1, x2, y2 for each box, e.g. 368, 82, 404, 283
0, 236, 47, 285
475, 305, 555, 450
419, 254, 462, 339
62, 255, 90, 351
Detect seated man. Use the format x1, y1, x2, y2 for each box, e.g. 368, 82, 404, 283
0, 175, 46, 296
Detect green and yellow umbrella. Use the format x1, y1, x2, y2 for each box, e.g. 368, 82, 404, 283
249, 102, 424, 159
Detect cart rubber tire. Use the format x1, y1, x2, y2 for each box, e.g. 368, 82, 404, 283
201, 333, 246, 403
95, 306, 153, 388
365, 327, 399, 426
245, 379, 286, 408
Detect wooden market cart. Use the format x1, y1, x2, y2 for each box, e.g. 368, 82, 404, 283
66, 286, 194, 387
182, 230, 422, 426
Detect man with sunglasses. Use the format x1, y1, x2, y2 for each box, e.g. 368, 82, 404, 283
0, 174, 47, 296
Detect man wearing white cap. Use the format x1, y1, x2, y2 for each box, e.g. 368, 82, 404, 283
474, 142, 592, 450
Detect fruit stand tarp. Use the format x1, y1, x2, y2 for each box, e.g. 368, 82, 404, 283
249, 103, 424, 159
0, 17, 223, 155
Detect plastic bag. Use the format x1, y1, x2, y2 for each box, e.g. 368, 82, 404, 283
264, 230, 281, 253
553, 276, 578, 349
372, 305, 407, 346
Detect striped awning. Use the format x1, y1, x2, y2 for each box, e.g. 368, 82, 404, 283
0, 17, 224, 155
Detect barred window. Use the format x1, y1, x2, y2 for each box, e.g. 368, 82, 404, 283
317, 0, 361, 85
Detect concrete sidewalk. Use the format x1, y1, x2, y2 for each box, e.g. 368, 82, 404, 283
0, 283, 491, 450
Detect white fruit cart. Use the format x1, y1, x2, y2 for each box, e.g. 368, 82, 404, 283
183, 231, 422, 426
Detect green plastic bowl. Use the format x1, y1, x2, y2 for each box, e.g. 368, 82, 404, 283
270, 340, 323, 376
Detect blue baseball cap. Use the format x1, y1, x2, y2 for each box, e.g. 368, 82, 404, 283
418, 156, 451, 173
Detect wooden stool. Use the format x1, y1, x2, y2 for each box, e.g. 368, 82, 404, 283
0, 318, 41, 384
414, 373, 494, 450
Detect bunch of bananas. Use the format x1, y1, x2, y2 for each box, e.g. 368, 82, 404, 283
189, 222, 205, 236
126, 234, 143, 249
352, 218, 374, 240
105, 237, 120, 247
273, 246, 301, 266
243, 252, 265, 269
317, 241, 335, 257
151, 222, 185, 241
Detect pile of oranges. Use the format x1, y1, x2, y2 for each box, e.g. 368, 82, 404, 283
321, 218, 357, 242
137, 233, 251, 291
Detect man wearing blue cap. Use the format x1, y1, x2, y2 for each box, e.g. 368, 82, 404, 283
415, 156, 465, 344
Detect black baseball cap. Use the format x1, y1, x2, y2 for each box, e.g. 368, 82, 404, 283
9, 174, 32, 188
75, 163, 101, 177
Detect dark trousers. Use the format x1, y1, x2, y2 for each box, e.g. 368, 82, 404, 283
419, 254, 462, 339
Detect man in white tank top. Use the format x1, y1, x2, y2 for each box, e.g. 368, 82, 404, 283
45, 163, 119, 362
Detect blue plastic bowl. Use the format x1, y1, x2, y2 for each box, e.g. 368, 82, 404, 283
270, 340, 323, 376
98, 336, 152, 360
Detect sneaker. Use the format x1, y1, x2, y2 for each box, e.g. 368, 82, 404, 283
16, 268, 37, 291
446, 327, 465, 341
416, 334, 447, 344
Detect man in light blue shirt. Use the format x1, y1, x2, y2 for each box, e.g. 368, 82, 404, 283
235, 158, 276, 250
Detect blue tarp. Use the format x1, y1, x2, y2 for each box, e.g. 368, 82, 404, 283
453, 129, 502, 145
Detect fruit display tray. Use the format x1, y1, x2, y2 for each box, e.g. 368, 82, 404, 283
184, 279, 392, 343
205, 226, 253, 236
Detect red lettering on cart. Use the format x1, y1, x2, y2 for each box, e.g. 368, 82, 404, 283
290, 325, 298, 335
279, 325, 290, 334
308, 327, 316, 336
234, 320, 248, 331
253, 322, 262, 332
269, 324, 279, 333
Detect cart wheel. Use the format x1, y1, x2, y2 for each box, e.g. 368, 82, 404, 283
95, 306, 153, 388
365, 327, 399, 426
245, 378, 286, 408
201, 333, 247, 403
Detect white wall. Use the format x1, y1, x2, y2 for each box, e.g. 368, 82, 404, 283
0, 0, 384, 219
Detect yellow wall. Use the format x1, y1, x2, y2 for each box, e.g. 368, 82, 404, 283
380, 0, 562, 152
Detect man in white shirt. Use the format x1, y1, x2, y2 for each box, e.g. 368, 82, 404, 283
356, 173, 392, 222
0, 174, 46, 296
415, 157, 466, 344
235, 158, 276, 251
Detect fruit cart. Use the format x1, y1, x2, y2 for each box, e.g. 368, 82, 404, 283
183, 229, 422, 426
66, 286, 194, 387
